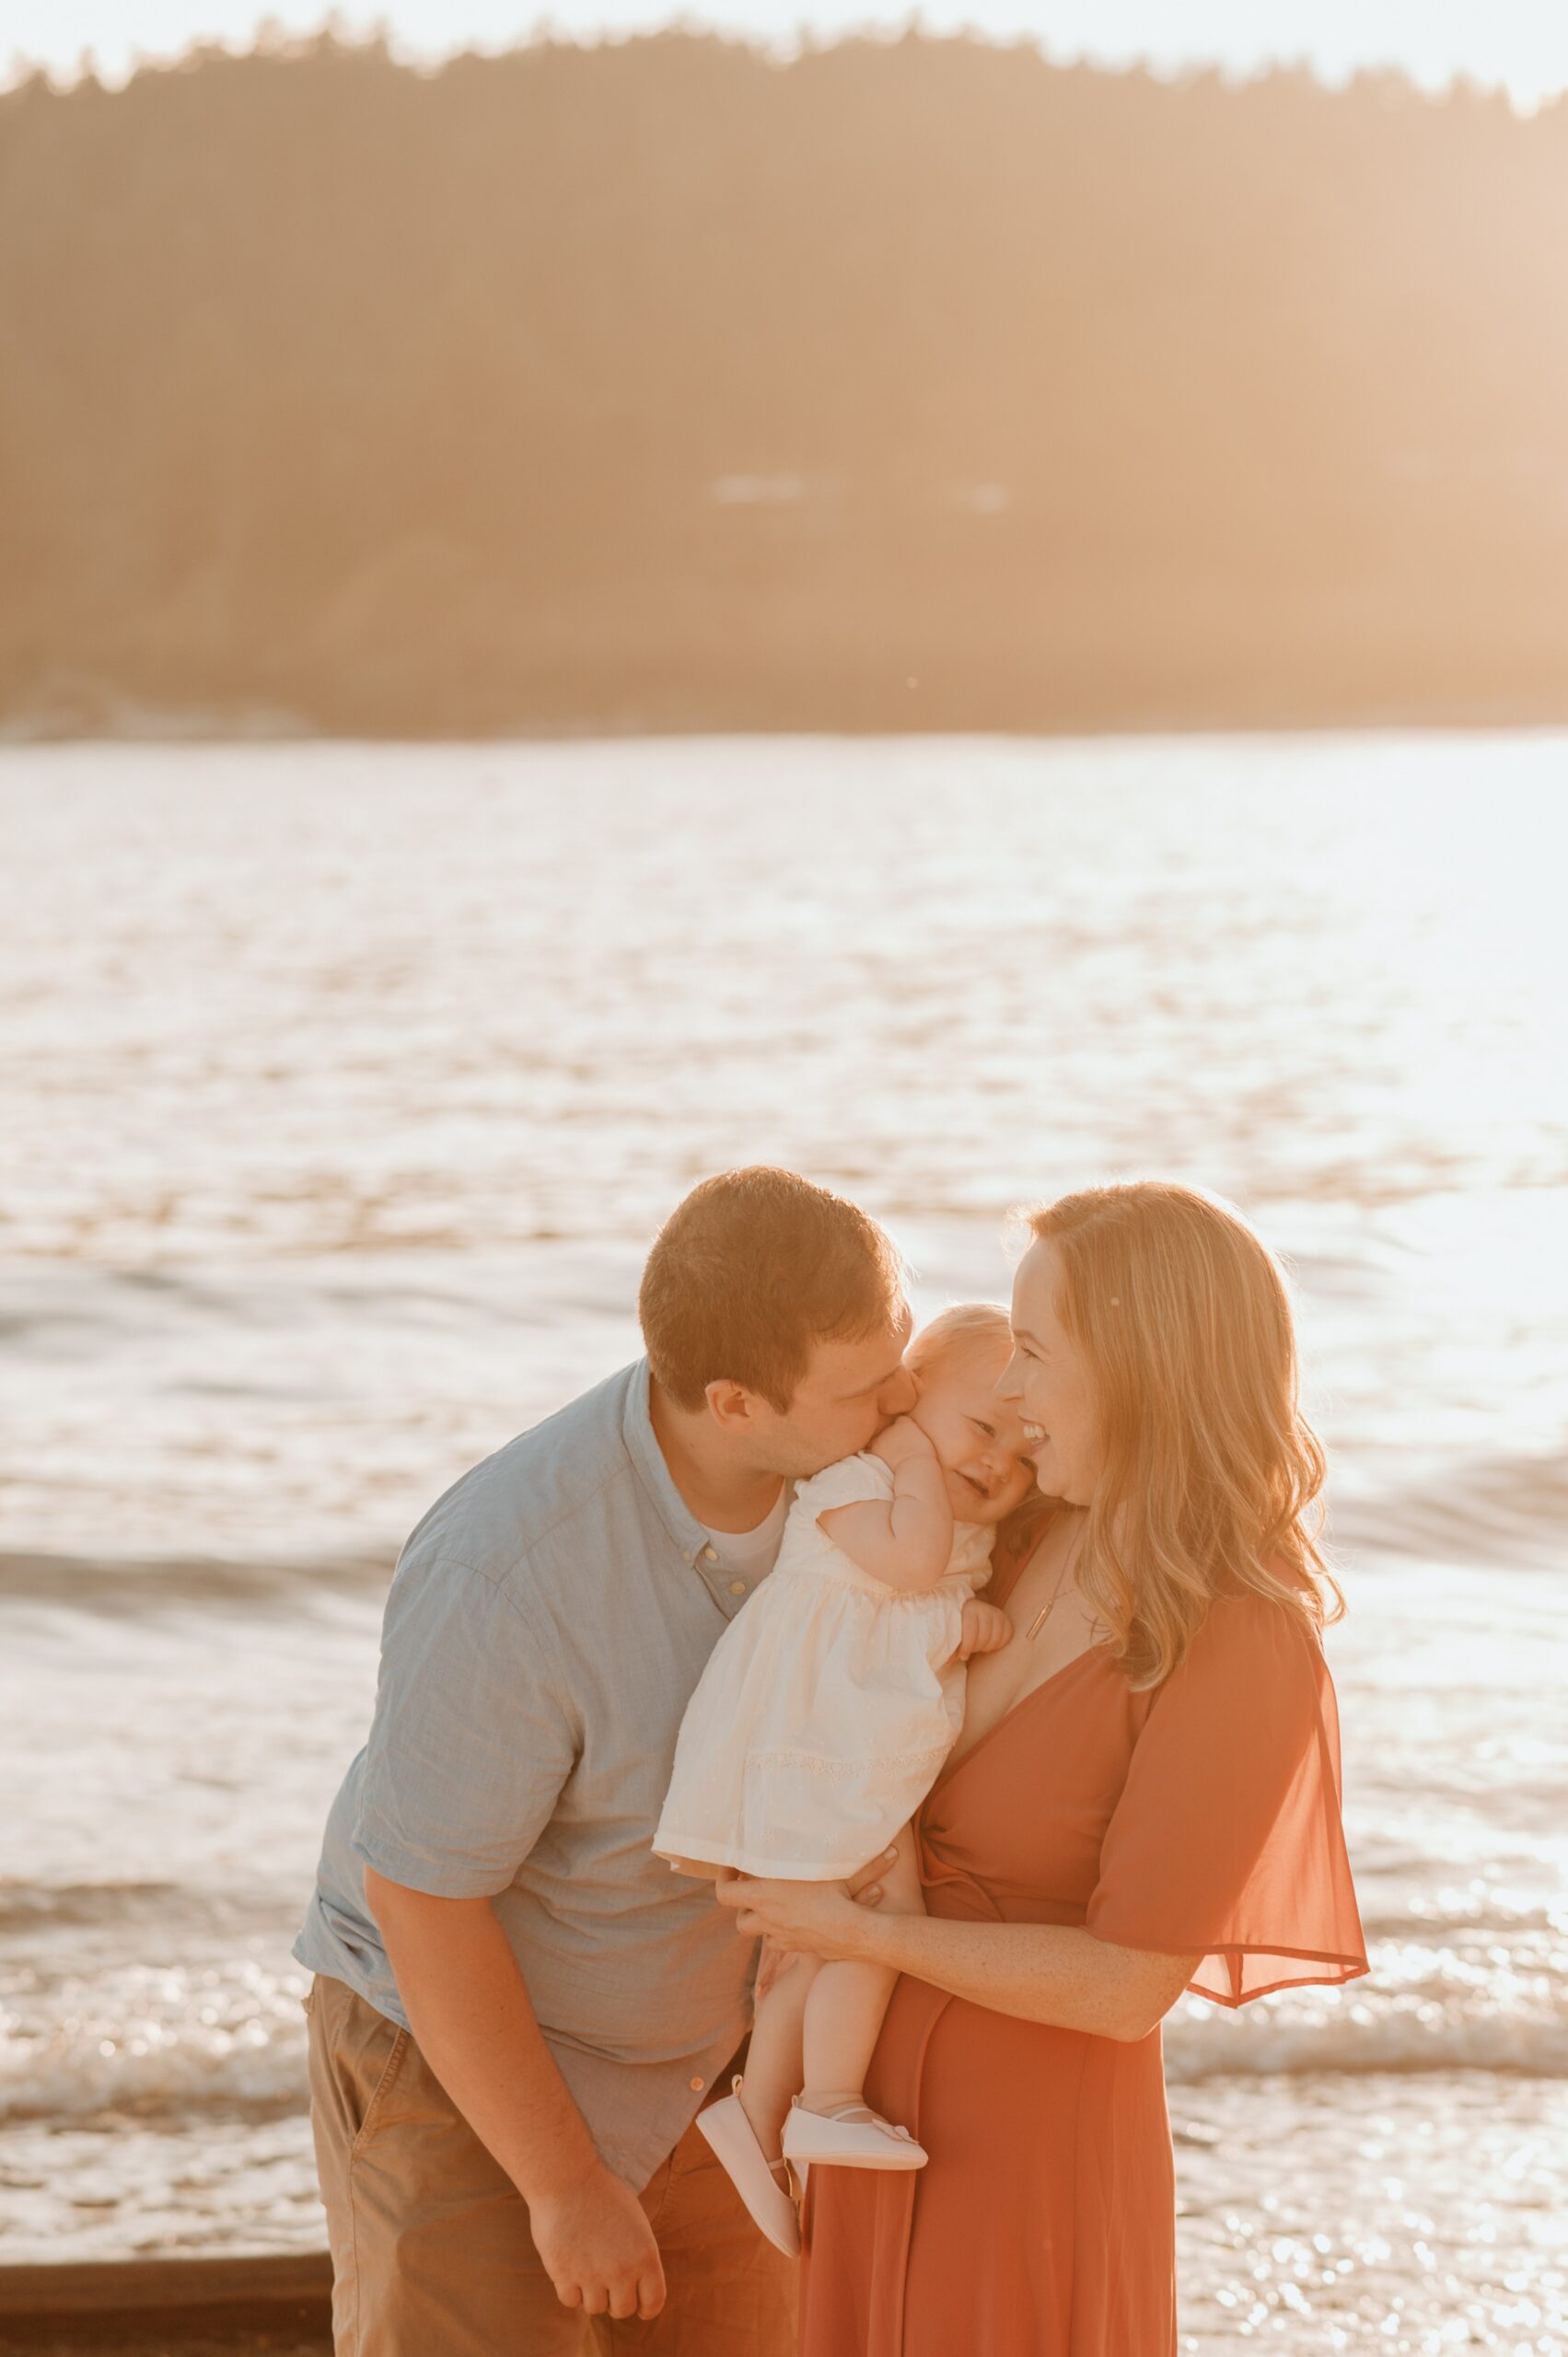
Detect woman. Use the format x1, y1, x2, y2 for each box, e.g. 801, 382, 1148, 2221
715, 1180, 1367, 2354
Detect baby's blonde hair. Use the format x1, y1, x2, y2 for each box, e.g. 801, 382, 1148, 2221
907, 1300, 1014, 1379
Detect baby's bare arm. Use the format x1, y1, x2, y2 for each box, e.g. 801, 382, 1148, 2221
956, 1598, 1014, 1659
819, 1420, 954, 1592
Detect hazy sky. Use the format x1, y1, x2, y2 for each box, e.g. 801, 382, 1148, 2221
10, 0, 1568, 105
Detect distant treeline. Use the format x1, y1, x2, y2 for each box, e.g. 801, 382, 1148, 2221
5, 34, 1568, 735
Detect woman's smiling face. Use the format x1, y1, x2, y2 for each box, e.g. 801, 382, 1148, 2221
999, 1238, 1104, 1506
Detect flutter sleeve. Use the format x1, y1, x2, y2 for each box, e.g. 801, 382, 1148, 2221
794, 1450, 896, 1521
1085, 1590, 1368, 2006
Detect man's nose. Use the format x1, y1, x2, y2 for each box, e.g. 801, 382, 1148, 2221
881, 1368, 917, 1416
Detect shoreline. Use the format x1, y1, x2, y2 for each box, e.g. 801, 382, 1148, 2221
6, 705, 1568, 748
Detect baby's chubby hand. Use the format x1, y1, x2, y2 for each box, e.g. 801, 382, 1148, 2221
871, 1413, 938, 1472
956, 1599, 1013, 1660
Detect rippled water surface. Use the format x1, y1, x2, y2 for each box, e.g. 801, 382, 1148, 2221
3, 738, 1566, 2351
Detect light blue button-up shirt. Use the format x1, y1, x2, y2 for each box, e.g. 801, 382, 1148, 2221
295, 1359, 776, 2189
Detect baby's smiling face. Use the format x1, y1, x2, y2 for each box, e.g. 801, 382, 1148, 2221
909, 1349, 1040, 1526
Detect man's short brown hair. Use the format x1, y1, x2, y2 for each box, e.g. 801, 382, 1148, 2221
638, 1167, 906, 1412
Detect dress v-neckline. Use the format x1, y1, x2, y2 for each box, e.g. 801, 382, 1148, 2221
934, 1517, 1109, 1791
935, 1639, 1109, 1791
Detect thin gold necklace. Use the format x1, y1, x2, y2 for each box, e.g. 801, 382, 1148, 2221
1024, 1523, 1086, 1641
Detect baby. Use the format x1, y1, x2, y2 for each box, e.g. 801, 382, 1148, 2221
653, 1303, 1037, 2254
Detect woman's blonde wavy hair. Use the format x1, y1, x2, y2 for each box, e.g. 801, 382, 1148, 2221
1022, 1180, 1342, 1689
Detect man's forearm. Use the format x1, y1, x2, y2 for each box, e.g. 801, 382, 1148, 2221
365, 1871, 602, 2203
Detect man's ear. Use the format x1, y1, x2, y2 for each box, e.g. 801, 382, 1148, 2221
703, 1378, 762, 1434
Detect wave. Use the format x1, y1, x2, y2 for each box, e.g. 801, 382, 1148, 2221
1166, 1927, 1568, 2082
0, 1879, 289, 1938
10, 2003, 1566, 2128
1330, 1446, 1568, 1571
2, 2033, 309, 2126
1165, 1998, 1568, 2083
0, 1548, 393, 1612
0, 1880, 186, 1933
6, 1935, 1566, 2126
6, 1439, 1564, 1626
0, 1960, 314, 2125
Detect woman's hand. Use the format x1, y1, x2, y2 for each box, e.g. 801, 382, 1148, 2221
715, 1868, 886, 1963
956, 1598, 1013, 1659
748, 1844, 894, 1990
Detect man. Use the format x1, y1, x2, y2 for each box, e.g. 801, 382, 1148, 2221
296, 1166, 915, 2354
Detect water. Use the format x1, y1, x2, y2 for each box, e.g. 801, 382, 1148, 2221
3, 738, 1566, 2350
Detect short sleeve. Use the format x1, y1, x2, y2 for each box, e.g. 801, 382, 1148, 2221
353, 1551, 578, 1900
795, 1451, 895, 1523
1086, 1593, 1367, 2007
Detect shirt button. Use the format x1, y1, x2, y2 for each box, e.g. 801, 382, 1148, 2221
700, 1545, 716, 1562
728, 1579, 747, 1596
689, 2076, 705, 2092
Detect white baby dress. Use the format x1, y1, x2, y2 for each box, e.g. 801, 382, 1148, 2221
654, 1451, 995, 1879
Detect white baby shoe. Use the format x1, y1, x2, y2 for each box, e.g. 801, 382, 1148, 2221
695, 2078, 802, 2257
781, 2096, 928, 2172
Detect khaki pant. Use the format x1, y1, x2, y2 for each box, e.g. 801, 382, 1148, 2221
305, 1975, 797, 2357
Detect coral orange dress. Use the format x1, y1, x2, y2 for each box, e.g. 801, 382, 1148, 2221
797, 1538, 1368, 2357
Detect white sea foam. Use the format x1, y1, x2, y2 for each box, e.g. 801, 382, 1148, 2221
1165, 1930, 1568, 2082
6, 1929, 1568, 2128
0, 1958, 312, 2123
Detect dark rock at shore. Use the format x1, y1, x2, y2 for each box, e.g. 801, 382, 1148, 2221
0, 2257, 330, 2352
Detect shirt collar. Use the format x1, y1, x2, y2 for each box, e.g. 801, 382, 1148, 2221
621, 1357, 787, 1617
621, 1356, 710, 1560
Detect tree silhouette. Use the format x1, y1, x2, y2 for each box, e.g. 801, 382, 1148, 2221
3, 33, 1566, 733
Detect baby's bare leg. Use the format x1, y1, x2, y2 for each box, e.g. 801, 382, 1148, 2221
798, 1826, 924, 2114
737, 1948, 820, 2160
